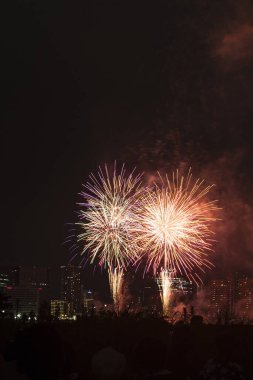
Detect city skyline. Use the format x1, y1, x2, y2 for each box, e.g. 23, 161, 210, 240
1, 263, 253, 321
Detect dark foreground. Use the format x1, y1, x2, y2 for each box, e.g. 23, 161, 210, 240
0, 316, 252, 380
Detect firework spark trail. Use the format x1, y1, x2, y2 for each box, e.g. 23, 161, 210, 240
160, 270, 172, 315
136, 170, 218, 315
77, 164, 142, 310
108, 267, 124, 313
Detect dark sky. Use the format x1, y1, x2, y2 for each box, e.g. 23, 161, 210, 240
1, 1, 253, 278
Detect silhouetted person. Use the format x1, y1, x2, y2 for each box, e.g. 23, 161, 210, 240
200, 332, 245, 380
190, 315, 203, 327
91, 347, 127, 380
14, 324, 66, 380
169, 325, 194, 379
131, 336, 183, 380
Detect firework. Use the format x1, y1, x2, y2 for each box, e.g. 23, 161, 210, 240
108, 267, 124, 312
159, 270, 172, 315
136, 170, 218, 315
77, 164, 142, 310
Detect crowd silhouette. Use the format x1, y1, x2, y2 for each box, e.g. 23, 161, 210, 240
0, 314, 252, 380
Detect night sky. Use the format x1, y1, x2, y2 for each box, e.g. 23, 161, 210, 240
2, 1, 253, 278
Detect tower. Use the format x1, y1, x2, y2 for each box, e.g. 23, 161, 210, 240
61, 265, 81, 314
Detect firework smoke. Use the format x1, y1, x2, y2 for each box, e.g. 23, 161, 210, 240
77, 163, 142, 311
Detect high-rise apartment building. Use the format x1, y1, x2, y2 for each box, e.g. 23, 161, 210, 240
61, 265, 81, 314
207, 279, 234, 321
50, 299, 71, 319
83, 290, 95, 309
235, 276, 253, 319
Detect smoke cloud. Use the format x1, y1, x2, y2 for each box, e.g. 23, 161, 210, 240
216, 24, 253, 67
200, 152, 253, 275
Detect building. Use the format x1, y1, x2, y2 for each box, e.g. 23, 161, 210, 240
0, 266, 19, 289
0, 272, 10, 289
19, 266, 50, 303
156, 274, 194, 304
61, 265, 81, 314
83, 289, 95, 309
156, 273, 193, 294
1, 265, 49, 317
207, 279, 234, 321
18, 266, 49, 288
50, 299, 71, 319
170, 277, 194, 295
235, 276, 253, 319
4, 286, 41, 316
138, 274, 159, 310
0, 265, 49, 289
206, 275, 253, 322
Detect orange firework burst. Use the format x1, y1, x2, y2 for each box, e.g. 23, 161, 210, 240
135, 170, 218, 315
136, 170, 218, 282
